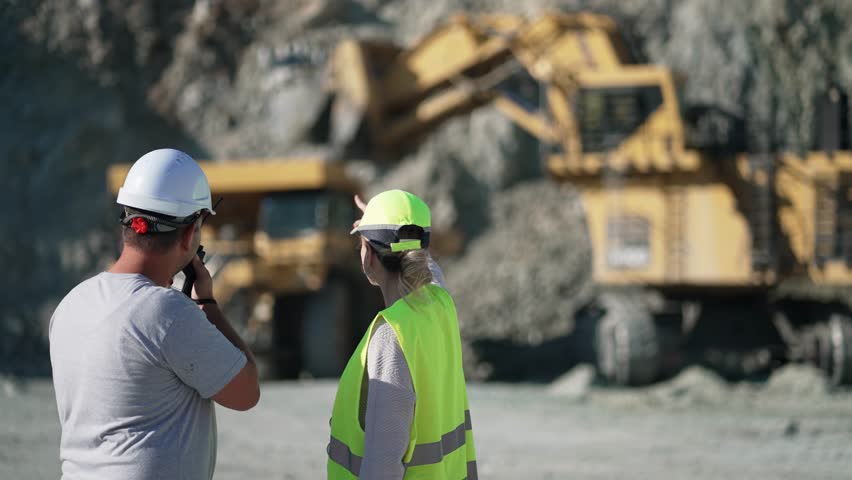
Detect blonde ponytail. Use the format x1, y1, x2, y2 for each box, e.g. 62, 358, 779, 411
397, 249, 433, 298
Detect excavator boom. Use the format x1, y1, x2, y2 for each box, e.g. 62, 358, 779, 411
323, 12, 641, 156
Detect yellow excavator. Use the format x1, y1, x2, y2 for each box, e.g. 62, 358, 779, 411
319, 12, 852, 385
108, 158, 382, 378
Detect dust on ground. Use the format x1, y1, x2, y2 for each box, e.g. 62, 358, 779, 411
3, 365, 852, 480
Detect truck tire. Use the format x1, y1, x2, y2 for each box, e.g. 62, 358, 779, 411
301, 279, 351, 378
225, 290, 281, 379
595, 293, 660, 385
828, 313, 852, 386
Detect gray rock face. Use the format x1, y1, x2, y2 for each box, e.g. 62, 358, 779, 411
442, 180, 595, 380
1, 2, 205, 376
369, 103, 541, 236
448, 180, 592, 343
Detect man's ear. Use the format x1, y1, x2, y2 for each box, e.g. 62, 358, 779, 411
178, 224, 196, 252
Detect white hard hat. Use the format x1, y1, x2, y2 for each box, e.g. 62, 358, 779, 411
117, 149, 215, 218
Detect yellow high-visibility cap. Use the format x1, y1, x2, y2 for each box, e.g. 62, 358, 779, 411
353, 190, 431, 232
352, 190, 431, 252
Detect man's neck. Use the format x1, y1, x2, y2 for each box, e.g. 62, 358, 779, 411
109, 249, 175, 288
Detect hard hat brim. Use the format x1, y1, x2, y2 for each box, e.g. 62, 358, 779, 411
118, 189, 215, 218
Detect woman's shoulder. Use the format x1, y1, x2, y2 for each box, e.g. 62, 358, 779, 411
427, 253, 448, 290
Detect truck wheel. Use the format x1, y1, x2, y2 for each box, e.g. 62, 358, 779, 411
301, 279, 351, 377
595, 293, 660, 385
827, 313, 852, 386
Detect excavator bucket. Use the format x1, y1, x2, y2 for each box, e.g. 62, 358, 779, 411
322, 17, 516, 156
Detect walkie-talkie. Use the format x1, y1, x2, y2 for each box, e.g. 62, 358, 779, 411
181, 246, 206, 297
180, 197, 222, 297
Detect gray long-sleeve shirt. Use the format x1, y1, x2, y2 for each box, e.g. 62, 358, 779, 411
357, 256, 447, 480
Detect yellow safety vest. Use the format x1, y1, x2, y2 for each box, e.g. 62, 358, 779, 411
327, 284, 477, 479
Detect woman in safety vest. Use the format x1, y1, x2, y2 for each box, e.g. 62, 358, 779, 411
327, 190, 477, 480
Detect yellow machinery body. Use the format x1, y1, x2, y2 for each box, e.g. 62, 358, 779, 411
561, 153, 852, 290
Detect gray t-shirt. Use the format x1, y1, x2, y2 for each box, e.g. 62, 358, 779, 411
49, 272, 247, 480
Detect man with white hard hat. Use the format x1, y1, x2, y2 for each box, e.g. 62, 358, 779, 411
49, 148, 260, 479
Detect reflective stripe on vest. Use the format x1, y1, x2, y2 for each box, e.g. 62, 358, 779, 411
327, 436, 361, 476
329, 410, 474, 476
467, 460, 479, 480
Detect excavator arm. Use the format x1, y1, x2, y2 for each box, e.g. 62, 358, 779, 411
321, 11, 693, 178
322, 12, 641, 158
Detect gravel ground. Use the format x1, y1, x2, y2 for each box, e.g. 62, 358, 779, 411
3, 370, 852, 480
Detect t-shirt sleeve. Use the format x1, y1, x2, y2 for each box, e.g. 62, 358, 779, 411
161, 303, 247, 399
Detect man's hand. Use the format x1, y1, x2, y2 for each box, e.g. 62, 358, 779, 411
190, 255, 214, 300
352, 194, 367, 230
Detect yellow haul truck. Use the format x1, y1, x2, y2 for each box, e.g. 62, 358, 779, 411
108, 159, 381, 378
321, 13, 852, 385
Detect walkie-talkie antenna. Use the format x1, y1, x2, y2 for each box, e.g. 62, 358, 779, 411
203, 196, 224, 222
